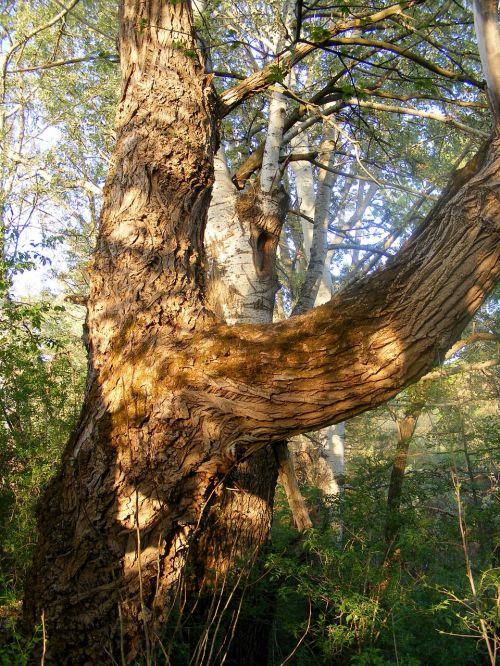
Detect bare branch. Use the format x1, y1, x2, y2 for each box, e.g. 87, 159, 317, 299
421, 359, 498, 382
9, 53, 118, 74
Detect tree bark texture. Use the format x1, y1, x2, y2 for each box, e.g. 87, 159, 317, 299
25, 2, 221, 662
183, 146, 283, 665
385, 414, 419, 546
205, 148, 284, 326
23, 1, 500, 663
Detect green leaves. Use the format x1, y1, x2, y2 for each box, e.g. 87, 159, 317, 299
338, 84, 369, 100
171, 40, 197, 59
0, 297, 86, 599
266, 64, 286, 84
307, 25, 331, 43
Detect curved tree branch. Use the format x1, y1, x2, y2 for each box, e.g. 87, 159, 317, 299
185, 138, 499, 446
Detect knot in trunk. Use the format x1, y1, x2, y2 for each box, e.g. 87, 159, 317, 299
236, 182, 289, 279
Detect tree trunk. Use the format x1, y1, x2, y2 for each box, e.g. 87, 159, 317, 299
195, 106, 309, 660
292, 125, 336, 316
25, 2, 220, 662
385, 413, 419, 546
23, 1, 500, 663
205, 147, 283, 325
184, 145, 284, 665
289, 127, 345, 507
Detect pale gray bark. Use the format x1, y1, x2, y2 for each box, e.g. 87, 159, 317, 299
205, 147, 276, 324
292, 126, 337, 315
289, 127, 346, 500
261, 89, 288, 193
473, 0, 500, 124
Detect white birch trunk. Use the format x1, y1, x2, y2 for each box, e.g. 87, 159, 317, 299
205, 146, 276, 324
292, 126, 337, 314
206, 146, 309, 529
289, 127, 346, 501
261, 89, 287, 193
260, 0, 295, 193
473, 0, 500, 125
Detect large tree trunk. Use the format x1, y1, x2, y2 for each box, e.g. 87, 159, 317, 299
23, 1, 500, 663
24, 2, 220, 662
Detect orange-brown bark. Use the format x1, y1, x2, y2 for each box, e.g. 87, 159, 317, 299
184, 140, 499, 442
24, 1, 220, 661
23, 0, 500, 663
385, 414, 419, 545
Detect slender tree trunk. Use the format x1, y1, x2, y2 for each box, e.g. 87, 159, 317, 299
474, 0, 500, 126
292, 126, 336, 316
385, 413, 419, 547
290, 127, 346, 505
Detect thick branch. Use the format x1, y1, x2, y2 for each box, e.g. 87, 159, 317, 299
186, 138, 500, 446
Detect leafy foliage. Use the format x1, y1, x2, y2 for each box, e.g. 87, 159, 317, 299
0, 299, 85, 594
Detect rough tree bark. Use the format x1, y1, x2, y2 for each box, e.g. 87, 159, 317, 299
384, 412, 420, 547
23, 1, 500, 663
25, 2, 220, 661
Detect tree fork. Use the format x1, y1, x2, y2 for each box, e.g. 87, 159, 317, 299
23, 0, 500, 663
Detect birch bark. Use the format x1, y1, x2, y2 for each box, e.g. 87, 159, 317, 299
290, 127, 346, 500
